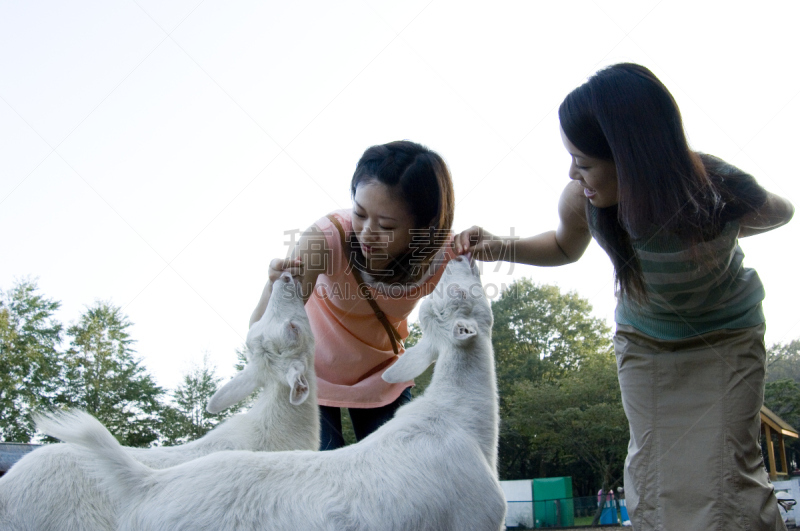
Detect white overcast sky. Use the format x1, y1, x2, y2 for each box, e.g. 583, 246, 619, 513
2, 0, 798, 391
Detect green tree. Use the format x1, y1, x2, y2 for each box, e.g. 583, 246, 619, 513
490, 279, 617, 488
764, 340, 800, 469
404, 321, 422, 348
764, 379, 800, 425
231, 342, 260, 410
763, 378, 800, 464
507, 350, 628, 492
767, 340, 800, 383
0, 280, 64, 442
492, 279, 612, 392
405, 322, 434, 399
61, 302, 164, 447
160, 354, 240, 446
233, 343, 248, 372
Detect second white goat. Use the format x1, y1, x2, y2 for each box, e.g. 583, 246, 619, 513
41, 255, 506, 531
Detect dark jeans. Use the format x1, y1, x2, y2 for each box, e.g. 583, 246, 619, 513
319, 387, 413, 451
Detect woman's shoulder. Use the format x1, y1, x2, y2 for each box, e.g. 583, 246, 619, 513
309, 209, 353, 248
558, 181, 589, 226
697, 153, 768, 221
297, 210, 352, 278
698, 153, 758, 183
314, 209, 352, 232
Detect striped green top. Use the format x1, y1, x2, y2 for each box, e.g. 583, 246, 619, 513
615, 221, 765, 340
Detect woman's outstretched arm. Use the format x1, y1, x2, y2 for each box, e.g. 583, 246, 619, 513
454, 181, 592, 266
249, 226, 330, 327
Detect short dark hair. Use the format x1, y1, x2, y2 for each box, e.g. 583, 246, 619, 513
349, 140, 455, 284
559, 63, 766, 301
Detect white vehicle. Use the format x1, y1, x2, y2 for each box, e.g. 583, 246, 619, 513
777, 490, 797, 528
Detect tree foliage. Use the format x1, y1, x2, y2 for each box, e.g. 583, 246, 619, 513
492, 279, 612, 392
506, 351, 628, 490
765, 341, 800, 467
405, 322, 434, 399
767, 340, 800, 383
60, 302, 164, 447
0, 280, 64, 442
0, 280, 266, 450
490, 279, 625, 494
763, 378, 800, 468
764, 379, 800, 427
160, 355, 239, 446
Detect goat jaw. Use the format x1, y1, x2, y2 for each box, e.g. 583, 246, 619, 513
286, 361, 310, 405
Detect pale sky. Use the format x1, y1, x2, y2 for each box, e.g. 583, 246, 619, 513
2, 0, 798, 391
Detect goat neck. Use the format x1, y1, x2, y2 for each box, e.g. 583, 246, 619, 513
233, 361, 319, 451
386, 255, 499, 472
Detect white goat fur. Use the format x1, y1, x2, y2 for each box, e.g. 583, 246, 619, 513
0, 273, 318, 531
42, 256, 507, 531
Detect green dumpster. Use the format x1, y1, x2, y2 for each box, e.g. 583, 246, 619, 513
532, 477, 574, 528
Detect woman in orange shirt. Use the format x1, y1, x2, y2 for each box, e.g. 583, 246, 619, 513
250, 140, 456, 450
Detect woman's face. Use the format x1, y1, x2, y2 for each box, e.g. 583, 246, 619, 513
351, 180, 415, 271
560, 126, 619, 208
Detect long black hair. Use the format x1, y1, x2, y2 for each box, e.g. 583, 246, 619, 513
348, 140, 455, 285
559, 63, 766, 301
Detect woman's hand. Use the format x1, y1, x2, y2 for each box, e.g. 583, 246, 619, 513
251, 257, 304, 328
453, 226, 506, 262
268, 257, 304, 282
252, 228, 329, 327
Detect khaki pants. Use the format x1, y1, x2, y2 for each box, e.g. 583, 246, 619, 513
614, 324, 786, 531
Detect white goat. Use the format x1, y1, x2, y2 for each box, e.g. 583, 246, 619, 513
41, 256, 506, 531
0, 272, 318, 531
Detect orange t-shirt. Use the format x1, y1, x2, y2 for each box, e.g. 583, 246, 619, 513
306, 210, 455, 408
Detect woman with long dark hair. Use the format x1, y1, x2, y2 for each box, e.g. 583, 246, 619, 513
456, 63, 794, 530
252, 140, 456, 451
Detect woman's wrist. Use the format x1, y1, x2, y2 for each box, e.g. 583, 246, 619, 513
497, 238, 511, 262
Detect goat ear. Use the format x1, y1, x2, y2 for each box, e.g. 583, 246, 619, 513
285, 362, 309, 405
207, 363, 261, 413
382, 337, 438, 383
452, 320, 478, 341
